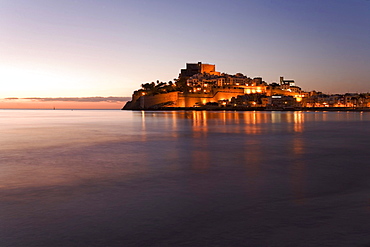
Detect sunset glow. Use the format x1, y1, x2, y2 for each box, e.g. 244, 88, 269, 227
1, 0, 369, 108
0, 66, 86, 95
0, 97, 129, 109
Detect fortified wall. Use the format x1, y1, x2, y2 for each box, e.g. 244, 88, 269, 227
139, 92, 180, 108
124, 87, 271, 109
178, 87, 246, 107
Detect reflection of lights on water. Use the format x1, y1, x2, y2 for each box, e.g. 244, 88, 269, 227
271, 112, 281, 123
172, 112, 177, 129
141, 110, 146, 129
293, 111, 303, 132
192, 111, 208, 131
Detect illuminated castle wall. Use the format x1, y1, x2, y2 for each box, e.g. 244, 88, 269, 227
136, 86, 269, 108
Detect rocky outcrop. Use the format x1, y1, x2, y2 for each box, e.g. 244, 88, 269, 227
122, 100, 140, 110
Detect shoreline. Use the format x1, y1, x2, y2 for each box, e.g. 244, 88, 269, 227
122, 107, 370, 112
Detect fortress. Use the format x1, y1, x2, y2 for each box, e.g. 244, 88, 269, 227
123, 62, 304, 109
123, 62, 369, 110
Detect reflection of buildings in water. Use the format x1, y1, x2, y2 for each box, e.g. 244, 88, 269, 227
271, 112, 282, 123
286, 112, 294, 123
185, 111, 272, 127
167, 112, 178, 138
241, 112, 264, 134
212, 112, 268, 134
220, 112, 263, 134
162, 111, 179, 137
140, 111, 147, 142
270, 112, 305, 133
172, 111, 177, 130
322, 112, 328, 122
256, 112, 269, 124
290, 137, 306, 204
192, 111, 208, 132
234, 112, 240, 124
240, 111, 267, 125
141, 110, 146, 129
243, 111, 258, 125
293, 111, 304, 133
143, 111, 309, 136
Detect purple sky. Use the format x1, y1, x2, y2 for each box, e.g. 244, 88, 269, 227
1, 0, 369, 98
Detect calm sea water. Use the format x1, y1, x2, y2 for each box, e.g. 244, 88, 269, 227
0, 110, 369, 247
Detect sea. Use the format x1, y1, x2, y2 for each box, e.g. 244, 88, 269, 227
0, 109, 369, 247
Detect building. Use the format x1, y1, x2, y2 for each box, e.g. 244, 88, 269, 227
180, 62, 220, 78
279, 76, 301, 92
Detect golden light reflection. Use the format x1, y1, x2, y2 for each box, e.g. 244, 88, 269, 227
293, 111, 304, 133
192, 111, 208, 132
141, 110, 146, 129
271, 112, 282, 123
172, 112, 177, 130
140, 110, 147, 142
234, 111, 240, 124
222, 111, 227, 124
140, 111, 313, 136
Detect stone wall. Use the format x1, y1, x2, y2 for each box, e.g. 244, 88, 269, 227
139, 87, 266, 108
140, 92, 180, 108
178, 88, 246, 107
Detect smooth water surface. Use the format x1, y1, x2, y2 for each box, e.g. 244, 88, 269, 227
0, 110, 369, 246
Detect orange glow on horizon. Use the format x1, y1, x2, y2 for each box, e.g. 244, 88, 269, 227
0, 99, 126, 109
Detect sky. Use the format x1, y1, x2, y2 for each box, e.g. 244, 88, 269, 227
1, 0, 370, 108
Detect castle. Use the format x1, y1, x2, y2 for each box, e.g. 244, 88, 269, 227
123, 62, 369, 110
